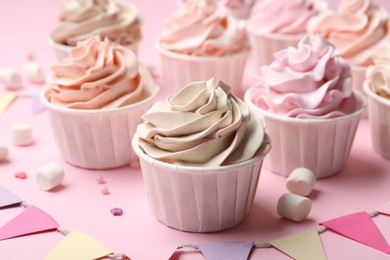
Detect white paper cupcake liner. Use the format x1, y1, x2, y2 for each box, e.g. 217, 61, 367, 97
364, 83, 390, 160
41, 85, 159, 169
246, 25, 302, 71
157, 44, 248, 96
245, 88, 367, 178
132, 134, 271, 232
49, 37, 140, 62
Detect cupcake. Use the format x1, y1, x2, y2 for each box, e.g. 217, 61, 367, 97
307, 0, 389, 96
246, 0, 327, 70
132, 79, 271, 232
364, 46, 390, 159
218, 0, 255, 20
50, 0, 142, 61
157, 0, 249, 96
41, 36, 159, 169
245, 35, 366, 178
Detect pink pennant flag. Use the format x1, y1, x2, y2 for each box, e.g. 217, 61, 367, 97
0, 186, 22, 208
377, 202, 390, 216
31, 94, 46, 115
198, 241, 253, 260
321, 211, 390, 255
0, 206, 59, 240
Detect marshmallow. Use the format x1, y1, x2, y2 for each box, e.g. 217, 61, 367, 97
0, 68, 23, 90
287, 168, 316, 196
36, 163, 65, 191
23, 61, 44, 84
277, 193, 312, 222
0, 141, 9, 161
10, 123, 33, 146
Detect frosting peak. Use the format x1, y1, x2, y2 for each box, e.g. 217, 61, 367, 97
366, 46, 390, 99
136, 79, 267, 167
249, 35, 356, 119
45, 36, 155, 110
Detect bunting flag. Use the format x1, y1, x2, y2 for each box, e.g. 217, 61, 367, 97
270, 230, 327, 260
198, 241, 253, 260
378, 202, 390, 216
31, 94, 46, 115
0, 206, 59, 240
0, 92, 16, 114
45, 230, 114, 260
321, 211, 390, 255
0, 186, 23, 209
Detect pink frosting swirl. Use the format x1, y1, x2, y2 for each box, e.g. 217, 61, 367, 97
45, 36, 155, 110
159, 0, 248, 56
51, 0, 142, 47
248, 0, 326, 35
249, 35, 357, 119
307, 0, 389, 66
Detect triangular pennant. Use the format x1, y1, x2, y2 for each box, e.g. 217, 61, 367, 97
198, 241, 253, 260
0, 206, 59, 240
321, 211, 390, 254
0, 92, 16, 114
45, 230, 113, 260
0, 186, 23, 208
270, 230, 327, 260
31, 94, 45, 115
377, 202, 390, 216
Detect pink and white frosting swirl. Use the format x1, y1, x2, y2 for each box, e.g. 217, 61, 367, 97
247, 0, 326, 35
366, 46, 390, 99
218, 0, 255, 20
249, 35, 357, 119
51, 0, 142, 47
159, 0, 248, 56
136, 79, 268, 167
307, 0, 389, 66
45, 36, 155, 110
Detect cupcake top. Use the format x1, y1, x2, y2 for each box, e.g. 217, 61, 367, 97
366, 46, 390, 99
307, 0, 389, 66
45, 36, 155, 110
51, 0, 142, 47
158, 0, 248, 56
248, 35, 357, 119
218, 0, 255, 20
247, 0, 326, 35
136, 79, 268, 167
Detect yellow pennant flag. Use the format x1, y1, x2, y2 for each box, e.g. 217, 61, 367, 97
270, 230, 327, 260
0, 92, 16, 114
45, 230, 113, 260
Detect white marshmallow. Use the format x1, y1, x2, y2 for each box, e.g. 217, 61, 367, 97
10, 123, 33, 146
0, 68, 23, 90
277, 193, 312, 222
287, 168, 316, 196
36, 163, 65, 191
23, 62, 44, 84
0, 141, 9, 161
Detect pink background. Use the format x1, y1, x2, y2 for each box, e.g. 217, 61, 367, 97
1, 0, 390, 259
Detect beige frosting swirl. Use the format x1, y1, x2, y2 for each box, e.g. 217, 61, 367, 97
51, 0, 141, 47
136, 79, 267, 167
366, 46, 390, 99
159, 0, 248, 56
307, 0, 389, 66
45, 36, 155, 110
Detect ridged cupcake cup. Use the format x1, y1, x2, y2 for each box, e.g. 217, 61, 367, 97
49, 37, 140, 62
40, 85, 159, 170
156, 44, 248, 97
132, 134, 271, 232
245, 88, 367, 178
246, 24, 302, 70
364, 83, 390, 160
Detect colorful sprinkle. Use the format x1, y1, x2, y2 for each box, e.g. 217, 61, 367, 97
101, 186, 110, 195
15, 172, 27, 179
96, 176, 105, 184
111, 207, 123, 216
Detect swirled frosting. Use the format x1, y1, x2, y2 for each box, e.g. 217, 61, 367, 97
45, 36, 155, 110
218, 0, 255, 20
247, 0, 326, 35
136, 79, 268, 167
307, 0, 389, 66
51, 0, 142, 47
159, 0, 248, 56
249, 35, 357, 119
366, 46, 390, 99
